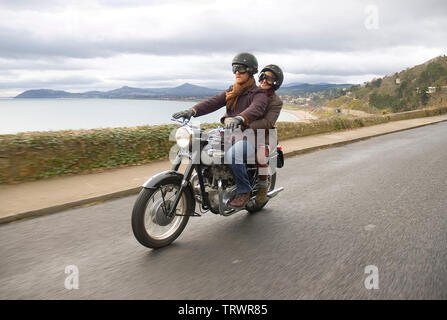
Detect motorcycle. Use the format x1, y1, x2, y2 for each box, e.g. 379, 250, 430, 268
131, 118, 285, 249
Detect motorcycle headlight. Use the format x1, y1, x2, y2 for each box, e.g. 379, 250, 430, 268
175, 127, 192, 148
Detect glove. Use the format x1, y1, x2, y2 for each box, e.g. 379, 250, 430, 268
172, 109, 195, 120
225, 116, 244, 130
223, 117, 233, 125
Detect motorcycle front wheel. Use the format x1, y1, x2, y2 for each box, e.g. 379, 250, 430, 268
131, 182, 193, 249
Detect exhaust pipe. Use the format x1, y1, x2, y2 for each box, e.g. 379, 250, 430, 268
267, 187, 284, 199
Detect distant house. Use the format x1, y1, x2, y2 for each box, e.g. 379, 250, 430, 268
395, 78, 401, 85
426, 87, 437, 94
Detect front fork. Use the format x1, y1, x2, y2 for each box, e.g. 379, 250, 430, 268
168, 152, 210, 216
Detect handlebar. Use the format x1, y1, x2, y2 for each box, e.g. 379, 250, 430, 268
171, 117, 241, 134
171, 117, 190, 125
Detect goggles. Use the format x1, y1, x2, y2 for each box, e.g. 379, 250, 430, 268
258, 72, 275, 86
232, 64, 248, 74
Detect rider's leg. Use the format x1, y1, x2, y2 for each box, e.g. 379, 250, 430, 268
225, 139, 256, 207
225, 139, 255, 193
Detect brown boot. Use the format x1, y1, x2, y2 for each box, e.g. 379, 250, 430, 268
255, 185, 269, 205
228, 192, 250, 208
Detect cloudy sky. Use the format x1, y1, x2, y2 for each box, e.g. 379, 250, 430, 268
0, 0, 446, 96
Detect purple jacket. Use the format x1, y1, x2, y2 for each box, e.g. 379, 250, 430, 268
192, 84, 268, 126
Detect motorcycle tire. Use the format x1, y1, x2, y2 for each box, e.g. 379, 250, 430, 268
131, 181, 193, 249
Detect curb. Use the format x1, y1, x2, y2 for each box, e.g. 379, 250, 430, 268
2, 117, 447, 225
0, 187, 142, 225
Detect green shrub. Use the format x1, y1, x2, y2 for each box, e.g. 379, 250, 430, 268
1, 106, 447, 183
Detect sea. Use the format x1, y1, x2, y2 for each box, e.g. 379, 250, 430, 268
0, 98, 299, 134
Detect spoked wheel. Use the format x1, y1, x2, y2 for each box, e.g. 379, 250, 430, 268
131, 183, 192, 249
246, 172, 277, 213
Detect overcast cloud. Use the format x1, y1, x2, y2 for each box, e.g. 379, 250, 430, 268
0, 0, 446, 96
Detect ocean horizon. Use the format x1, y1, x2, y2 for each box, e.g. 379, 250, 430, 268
0, 98, 299, 134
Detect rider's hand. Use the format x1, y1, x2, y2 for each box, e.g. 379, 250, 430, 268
172, 109, 195, 120
225, 116, 244, 130
223, 117, 233, 126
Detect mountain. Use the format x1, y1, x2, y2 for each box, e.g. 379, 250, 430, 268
282, 82, 304, 88
163, 83, 221, 96
15, 89, 82, 98
15, 81, 355, 99
277, 83, 352, 95
15, 83, 222, 99
102, 86, 152, 98
326, 55, 447, 113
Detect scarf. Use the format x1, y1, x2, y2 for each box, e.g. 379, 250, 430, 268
225, 76, 255, 110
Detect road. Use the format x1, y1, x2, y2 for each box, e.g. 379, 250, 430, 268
322, 106, 372, 117
282, 108, 318, 122
1, 122, 447, 299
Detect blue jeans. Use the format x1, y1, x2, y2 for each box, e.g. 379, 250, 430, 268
225, 139, 256, 194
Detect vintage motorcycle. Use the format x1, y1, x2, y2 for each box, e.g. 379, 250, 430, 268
131, 118, 285, 249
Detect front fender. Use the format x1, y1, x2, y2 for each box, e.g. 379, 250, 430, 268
142, 170, 184, 189
142, 170, 196, 208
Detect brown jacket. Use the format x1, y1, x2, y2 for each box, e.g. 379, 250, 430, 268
249, 93, 283, 129
220, 92, 283, 127
220, 92, 283, 146
249, 92, 283, 146
192, 83, 267, 126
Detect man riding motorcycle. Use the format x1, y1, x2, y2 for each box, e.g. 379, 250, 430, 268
172, 52, 268, 208
219, 64, 284, 204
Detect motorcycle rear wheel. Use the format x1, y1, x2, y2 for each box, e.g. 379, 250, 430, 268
131, 183, 192, 249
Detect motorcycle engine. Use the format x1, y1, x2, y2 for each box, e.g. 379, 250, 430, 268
208, 165, 233, 184
203, 165, 236, 213
207, 185, 237, 213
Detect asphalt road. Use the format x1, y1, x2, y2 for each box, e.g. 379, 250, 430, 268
1, 122, 447, 299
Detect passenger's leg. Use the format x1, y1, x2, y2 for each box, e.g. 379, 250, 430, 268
255, 145, 270, 204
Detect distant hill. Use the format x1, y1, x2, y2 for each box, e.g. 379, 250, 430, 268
163, 83, 222, 97
15, 81, 356, 100
277, 83, 352, 95
282, 82, 305, 88
326, 55, 447, 113
15, 89, 83, 99
15, 81, 357, 100
15, 83, 222, 99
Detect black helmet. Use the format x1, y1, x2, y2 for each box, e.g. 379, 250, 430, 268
232, 52, 258, 75
260, 64, 284, 90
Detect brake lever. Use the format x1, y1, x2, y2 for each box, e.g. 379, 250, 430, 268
171, 117, 190, 125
